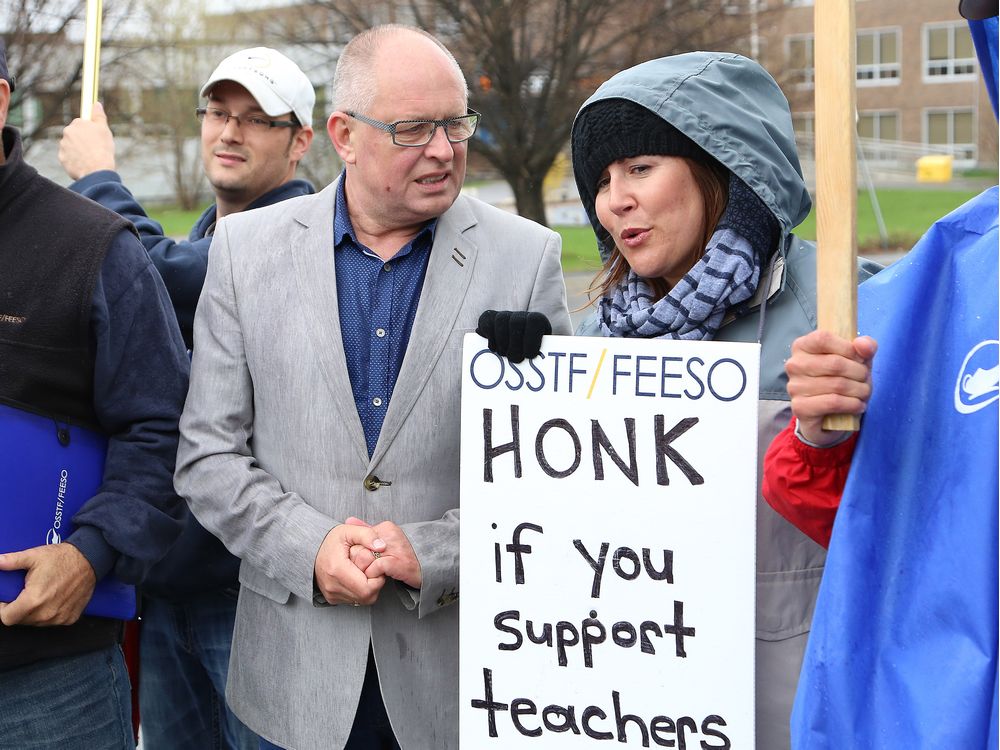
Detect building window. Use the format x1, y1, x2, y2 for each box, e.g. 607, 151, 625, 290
786, 35, 814, 87
858, 111, 899, 141
858, 110, 900, 161
857, 29, 901, 84
924, 23, 977, 80
924, 108, 976, 161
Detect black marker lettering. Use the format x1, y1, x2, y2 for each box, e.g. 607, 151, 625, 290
483, 406, 521, 482
591, 419, 639, 486
654, 416, 704, 486
573, 539, 610, 598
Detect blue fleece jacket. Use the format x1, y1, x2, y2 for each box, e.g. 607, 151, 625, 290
71, 171, 315, 349
70, 171, 315, 599
66, 229, 190, 583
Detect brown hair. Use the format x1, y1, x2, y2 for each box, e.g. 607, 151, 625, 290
583, 156, 730, 306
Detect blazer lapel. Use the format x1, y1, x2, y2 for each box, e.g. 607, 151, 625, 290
368, 195, 479, 468
290, 179, 370, 464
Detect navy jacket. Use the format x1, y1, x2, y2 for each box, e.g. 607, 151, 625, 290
72, 171, 315, 349
70, 170, 315, 599
0, 126, 189, 668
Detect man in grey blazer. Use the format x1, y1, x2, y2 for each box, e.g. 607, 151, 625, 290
175, 24, 572, 750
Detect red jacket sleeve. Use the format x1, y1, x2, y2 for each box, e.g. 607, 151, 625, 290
762, 418, 858, 548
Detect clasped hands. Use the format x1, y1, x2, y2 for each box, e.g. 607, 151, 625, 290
313, 517, 421, 607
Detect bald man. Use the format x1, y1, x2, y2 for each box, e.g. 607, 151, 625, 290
175, 25, 571, 750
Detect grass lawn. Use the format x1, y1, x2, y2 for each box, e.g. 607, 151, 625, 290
554, 225, 603, 275
147, 187, 981, 274
792, 187, 980, 251
148, 205, 211, 237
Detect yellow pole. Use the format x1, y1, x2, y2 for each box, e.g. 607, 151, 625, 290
814, 0, 860, 432
80, 0, 103, 119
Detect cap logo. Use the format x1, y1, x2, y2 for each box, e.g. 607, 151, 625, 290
244, 51, 272, 68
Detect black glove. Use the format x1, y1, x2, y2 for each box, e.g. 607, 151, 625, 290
476, 310, 552, 363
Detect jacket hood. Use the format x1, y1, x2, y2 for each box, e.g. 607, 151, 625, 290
572, 52, 811, 260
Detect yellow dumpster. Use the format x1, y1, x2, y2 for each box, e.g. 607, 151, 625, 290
916, 154, 954, 183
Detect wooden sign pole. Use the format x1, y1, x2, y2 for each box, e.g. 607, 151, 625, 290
80, 0, 103, 119
814, 0, 860, 432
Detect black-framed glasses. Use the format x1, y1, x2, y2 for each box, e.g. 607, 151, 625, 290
195, 107, 298, 133
346, 109, 480, 147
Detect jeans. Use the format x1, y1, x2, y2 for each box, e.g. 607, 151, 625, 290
0, 645, 133, 749
259, 645, 399, 750
139, 590, 257, 750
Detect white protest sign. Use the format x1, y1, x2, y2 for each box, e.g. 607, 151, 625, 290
460, 334, 759, 748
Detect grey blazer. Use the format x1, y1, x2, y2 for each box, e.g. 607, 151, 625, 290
175, 180, 572, 750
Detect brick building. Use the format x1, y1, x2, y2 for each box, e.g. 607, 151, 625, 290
752, 0, 997, 170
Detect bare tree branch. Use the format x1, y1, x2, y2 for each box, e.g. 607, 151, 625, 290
231, 0, 755, 225
2, 0, 141, 146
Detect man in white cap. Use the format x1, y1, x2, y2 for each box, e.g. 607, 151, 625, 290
59, 47, 315, 750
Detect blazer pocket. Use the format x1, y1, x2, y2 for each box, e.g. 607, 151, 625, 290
238, 561, 291, 604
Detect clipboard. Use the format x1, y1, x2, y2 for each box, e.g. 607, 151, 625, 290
0, 400, 137, 619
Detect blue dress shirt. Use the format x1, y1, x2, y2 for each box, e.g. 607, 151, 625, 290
334, 176, 435, 457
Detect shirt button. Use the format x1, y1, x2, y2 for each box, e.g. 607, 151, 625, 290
375, 328, 386, 338
372, 397, 383, 407
383, 262, 392, 271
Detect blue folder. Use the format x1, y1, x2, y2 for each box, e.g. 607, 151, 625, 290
0, 401, 136, 619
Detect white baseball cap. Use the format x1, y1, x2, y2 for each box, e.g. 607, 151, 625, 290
200, 47, 315, 128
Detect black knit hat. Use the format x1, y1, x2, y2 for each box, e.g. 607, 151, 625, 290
572, 98, 713, 212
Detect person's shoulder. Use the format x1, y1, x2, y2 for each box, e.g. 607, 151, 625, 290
776, 235, 817, 304
34, 177, 138, 269
99, 228, 160, 303
454, 193, 558, 243
231, 190, 319, 225
247, 178, 317, 212
34, 171, 126, 229
216, 191, 326, 251
782, 235, 816, 274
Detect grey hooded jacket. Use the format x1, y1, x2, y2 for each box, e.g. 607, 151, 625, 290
574, 52, 879, 749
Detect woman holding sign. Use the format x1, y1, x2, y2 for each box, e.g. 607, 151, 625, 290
479, 52, 878, 749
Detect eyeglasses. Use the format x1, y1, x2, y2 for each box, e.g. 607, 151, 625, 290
195, 107, 298, 133
345, 109, 480, 147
